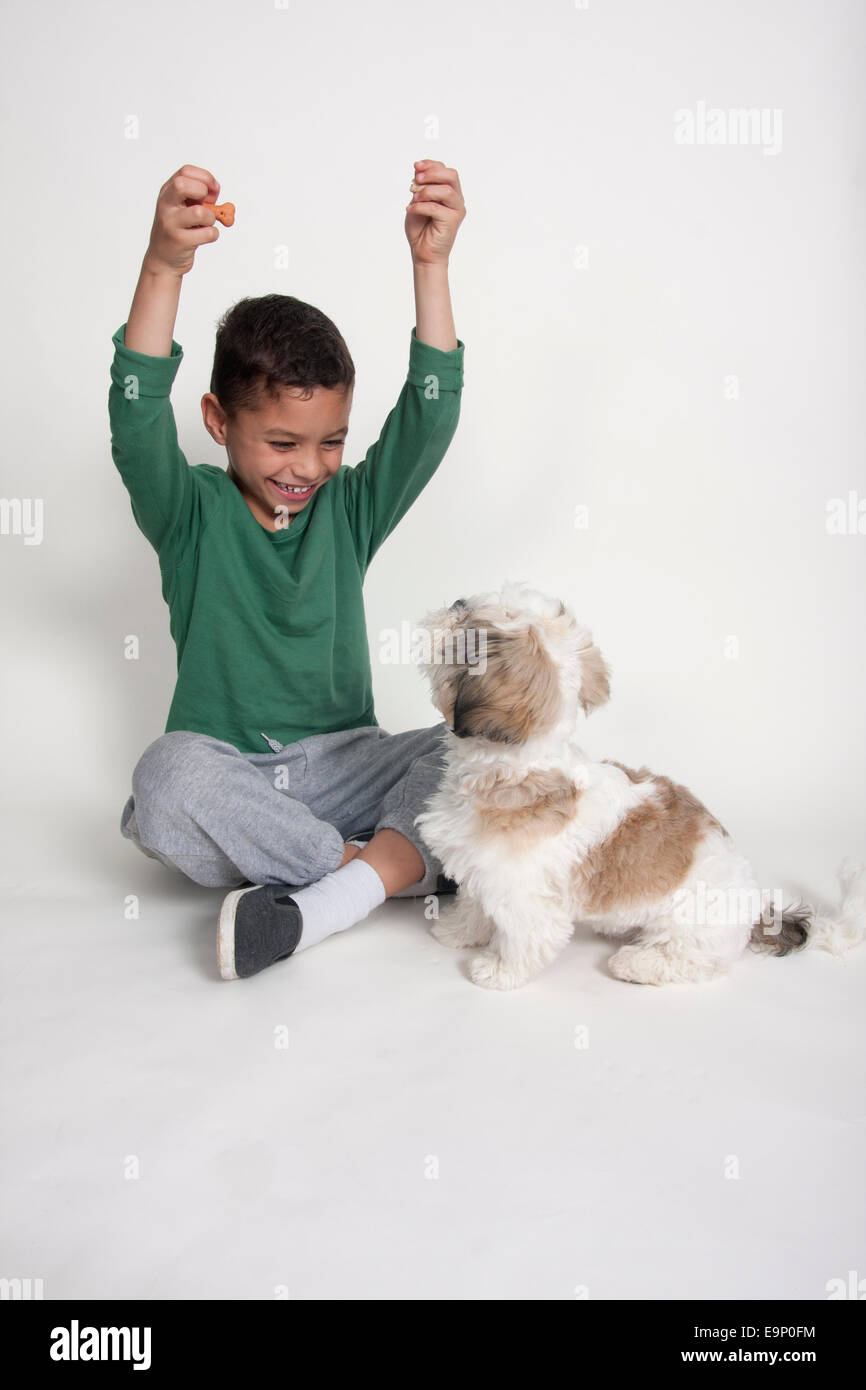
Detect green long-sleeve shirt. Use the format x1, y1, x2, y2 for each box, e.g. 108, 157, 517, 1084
108, 322, 464, 753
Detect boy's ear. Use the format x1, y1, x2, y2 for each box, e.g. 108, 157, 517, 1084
201, 392, 228, 445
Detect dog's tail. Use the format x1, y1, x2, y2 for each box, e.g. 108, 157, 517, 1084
749, 858, 866, 959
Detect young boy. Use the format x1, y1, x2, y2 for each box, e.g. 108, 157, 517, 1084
110, 162, 466, 980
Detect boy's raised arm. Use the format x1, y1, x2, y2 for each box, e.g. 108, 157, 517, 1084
407, 159, 464, 352
337, 160, 467, 570
109, 167, 223, 558
125, 166, 222, 355
411, 262, 458, 354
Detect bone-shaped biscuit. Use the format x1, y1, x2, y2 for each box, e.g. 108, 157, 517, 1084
202, 202, 235, 226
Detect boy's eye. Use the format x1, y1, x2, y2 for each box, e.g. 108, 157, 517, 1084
269, 440, 344, 449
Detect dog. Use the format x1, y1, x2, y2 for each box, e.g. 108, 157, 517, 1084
413, 581, 866, 989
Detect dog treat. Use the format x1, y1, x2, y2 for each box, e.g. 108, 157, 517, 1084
202, 202, 235, 227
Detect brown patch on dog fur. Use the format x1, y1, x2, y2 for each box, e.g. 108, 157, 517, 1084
475, 768, 581, 839
579, 645, 611, 713
603, 761, 729, 837
574, 767, 728, 914
603, 759, 653, 783
449, 626, 562, 744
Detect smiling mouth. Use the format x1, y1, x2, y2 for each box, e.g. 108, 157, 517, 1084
268, 478, 320, 498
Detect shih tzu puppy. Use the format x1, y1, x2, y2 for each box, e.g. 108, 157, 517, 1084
413, 581, 865, 989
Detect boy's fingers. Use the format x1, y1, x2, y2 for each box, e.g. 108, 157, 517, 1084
168, 164, 220, 197
408, 181, 465, 215
178, 163, 219, 186
164, 173, 219, 207
178, 224, 220, 247
409, 180, 460, 201
177, 203, 217, 229
170, 177, 213, 206
414, 161, 461, 192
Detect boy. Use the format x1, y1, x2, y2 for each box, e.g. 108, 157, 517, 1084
110, 162, 466, 980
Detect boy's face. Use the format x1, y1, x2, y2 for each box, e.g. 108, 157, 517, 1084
201, 382, 353, 531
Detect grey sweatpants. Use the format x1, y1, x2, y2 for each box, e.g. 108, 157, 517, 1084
120, 721, 451, 896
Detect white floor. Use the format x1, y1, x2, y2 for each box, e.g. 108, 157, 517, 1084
2, 801, 864, 1301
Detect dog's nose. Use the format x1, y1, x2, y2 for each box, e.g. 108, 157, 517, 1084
450, 598, 467, 612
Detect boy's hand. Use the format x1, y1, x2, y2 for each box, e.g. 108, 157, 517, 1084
143, 165, 223, 277
404, 160, 466, 266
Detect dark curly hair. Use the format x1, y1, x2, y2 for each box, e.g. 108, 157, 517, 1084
210, 294, 355, 417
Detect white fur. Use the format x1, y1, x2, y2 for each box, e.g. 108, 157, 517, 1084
414, 581, 866, 989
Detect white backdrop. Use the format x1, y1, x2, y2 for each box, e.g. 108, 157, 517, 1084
2, 0, 866, 1307
2, 0, 864, 896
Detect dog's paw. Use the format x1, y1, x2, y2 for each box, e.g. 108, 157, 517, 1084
608, 943, 723, 986
430, 918, 474, 949
468, 950, 526, 990
608, 946, 661, 985
430, 898, 495, 949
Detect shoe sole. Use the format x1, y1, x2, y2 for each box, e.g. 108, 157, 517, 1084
217, 885, 259, 980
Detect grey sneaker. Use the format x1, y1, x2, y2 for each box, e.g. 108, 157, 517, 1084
218, 884, 304, 980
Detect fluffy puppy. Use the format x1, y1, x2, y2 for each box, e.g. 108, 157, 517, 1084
413, 581, 865, 989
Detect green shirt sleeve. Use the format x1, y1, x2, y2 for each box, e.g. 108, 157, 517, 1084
336, 327, 464, 573
108, 323, 196, 558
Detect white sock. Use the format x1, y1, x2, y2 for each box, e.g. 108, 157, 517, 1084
291, 857, 387, 952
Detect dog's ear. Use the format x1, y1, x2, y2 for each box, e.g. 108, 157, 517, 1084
578, 642, 611, 714
452, 666, 494, 739
452, 626, 561, 743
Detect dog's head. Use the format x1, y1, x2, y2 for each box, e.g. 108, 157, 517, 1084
414, 581, 611, 746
